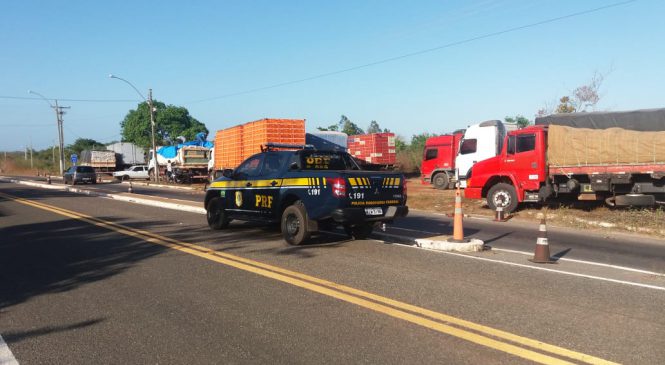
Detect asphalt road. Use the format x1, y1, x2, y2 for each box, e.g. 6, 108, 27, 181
19, 175, 665, 274
1, 181, 665, 364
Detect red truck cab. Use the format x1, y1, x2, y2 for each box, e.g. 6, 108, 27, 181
420, 133, 463, 189
464, 126, 547, 212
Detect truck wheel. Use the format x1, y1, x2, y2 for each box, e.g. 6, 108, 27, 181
487, 183, 518, 213
344, 224, 374, 239
432, 173, 449, 190
206, 198, 230, 230
281, 201, 311, 245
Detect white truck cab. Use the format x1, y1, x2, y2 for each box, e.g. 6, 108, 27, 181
455, 120, 516, 187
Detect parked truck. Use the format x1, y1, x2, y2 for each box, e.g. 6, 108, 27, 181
148, 142, 212, 183
106, 142, 146, 170
421, 120, 517, 189
464, 109, 665, 213
79, 150, 116, 172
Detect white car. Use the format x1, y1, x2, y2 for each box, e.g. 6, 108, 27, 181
113, 165, 150, 180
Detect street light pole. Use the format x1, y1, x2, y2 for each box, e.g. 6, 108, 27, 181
29, 90, 68, 174
109, 74, 159, 183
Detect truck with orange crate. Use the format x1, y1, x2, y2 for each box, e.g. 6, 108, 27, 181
210, 118, 306, 178
347, 133, 396, 169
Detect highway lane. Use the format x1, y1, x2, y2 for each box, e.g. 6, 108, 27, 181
15, 175, 665, 274
1, 182, 664, 364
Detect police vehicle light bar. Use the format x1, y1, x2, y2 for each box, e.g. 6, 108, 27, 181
262, 143, 315, 152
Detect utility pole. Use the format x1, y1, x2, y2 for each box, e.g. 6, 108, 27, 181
54, 100, 70, 174
148, 88, 159, 183
52, 140, 56, 163
29, 139, 33, 169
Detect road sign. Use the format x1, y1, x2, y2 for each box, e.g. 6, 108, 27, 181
71, 154, 78, 165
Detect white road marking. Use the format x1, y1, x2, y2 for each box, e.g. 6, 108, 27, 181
0, 334, 19, 365
492, 248, 665, 277
407, 245, 665, 291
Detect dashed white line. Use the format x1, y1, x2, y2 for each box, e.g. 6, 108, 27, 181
0, 334, 18, 365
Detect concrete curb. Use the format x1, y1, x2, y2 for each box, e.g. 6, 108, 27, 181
0, 176, 206, 215
117, 180, 201, 191
415, 237, 485, 252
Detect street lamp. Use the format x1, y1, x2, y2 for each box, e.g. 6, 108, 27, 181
28, 90, 67, 175
109, 74, 159, 182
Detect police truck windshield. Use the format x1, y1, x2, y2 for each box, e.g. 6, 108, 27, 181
300, 151, 360, 171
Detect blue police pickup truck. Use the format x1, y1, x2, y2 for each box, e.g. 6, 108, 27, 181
204, 144, 409, 245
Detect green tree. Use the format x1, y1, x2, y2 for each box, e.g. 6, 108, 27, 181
120, 101, 208, 148
505, 115, 532, 129
66, 138, 105, 155
317, 124, 339, 132
555, 96, 576, 114
366, 120, 382, 133
338, 115, 364, 135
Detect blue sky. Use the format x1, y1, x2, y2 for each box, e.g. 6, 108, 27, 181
1, 0, 663, 151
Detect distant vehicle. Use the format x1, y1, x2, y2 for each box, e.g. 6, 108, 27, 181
106, 142, 146, 169
204, 143, 409, 245
113, 165, 150, 181
63, 166, 97, 185
79, 150, 116, 172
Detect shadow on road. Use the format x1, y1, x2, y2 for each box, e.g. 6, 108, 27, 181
0, 213, 169, 310
1, 318, 106, 343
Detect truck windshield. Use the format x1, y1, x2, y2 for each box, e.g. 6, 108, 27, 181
300, 151, 360, 170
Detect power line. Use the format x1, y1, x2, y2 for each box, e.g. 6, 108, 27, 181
186, 0, 637, 104
0, 95, 139, 103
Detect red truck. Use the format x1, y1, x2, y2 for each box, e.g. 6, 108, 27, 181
420, 133, 463, 189
465, 112, 665, 213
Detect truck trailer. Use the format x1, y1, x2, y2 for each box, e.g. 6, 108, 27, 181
79, 150, 116, 172
465, 109, 665, 212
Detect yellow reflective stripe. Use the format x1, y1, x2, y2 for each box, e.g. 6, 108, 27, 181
210, 179, 283, 188
282, 178, 312, 186
395, 177, 400, 186
349, 178, 357, 186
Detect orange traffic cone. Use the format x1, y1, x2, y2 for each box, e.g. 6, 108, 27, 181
128, 181, 133, 193
450, 186, 469, 243
530, 215, 556, 264
46, 175, 52, 184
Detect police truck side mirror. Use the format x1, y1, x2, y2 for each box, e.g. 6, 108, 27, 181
289, 162, 299, 170
222, 169, 234, 178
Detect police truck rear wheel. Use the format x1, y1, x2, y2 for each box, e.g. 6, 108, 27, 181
432, 173, 449, 190
206, 198, 229, 230
281, 201, 310, 245
487, 183, 518, 213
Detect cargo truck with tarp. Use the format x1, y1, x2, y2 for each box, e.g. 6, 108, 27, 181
148, 132, 213, 183
465, 109, 665, 212
79, 150, 116, 172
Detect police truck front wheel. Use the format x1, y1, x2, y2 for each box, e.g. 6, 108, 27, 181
206, 198, 230, 230
281, 201, 311, 245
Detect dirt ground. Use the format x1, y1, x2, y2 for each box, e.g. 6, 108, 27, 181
406, 178, 665, 238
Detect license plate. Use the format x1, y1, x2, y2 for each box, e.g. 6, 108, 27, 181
365, 207, 383, 216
